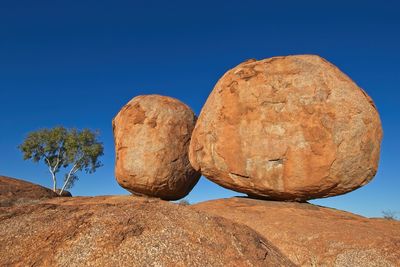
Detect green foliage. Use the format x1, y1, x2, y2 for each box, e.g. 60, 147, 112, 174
19, 126, 67, 167
63, 173, 78, 190
63, 128, 104, 175
18, 127, 104, 194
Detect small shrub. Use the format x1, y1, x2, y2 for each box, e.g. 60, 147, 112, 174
382, 210, 397, 220
178, 199, 190, 206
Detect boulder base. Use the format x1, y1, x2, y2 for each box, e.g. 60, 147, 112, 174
0, 196, 294, 266
194, 197, 400, 267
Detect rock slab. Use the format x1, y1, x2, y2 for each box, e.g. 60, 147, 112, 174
113, 95, 201, 200
194, 197, 400, 267
0, 195, 294, 267
0, 175, 57, 207
189, 55, 383, 201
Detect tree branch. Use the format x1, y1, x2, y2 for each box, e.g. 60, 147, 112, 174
54, 146, 62, 172
59, 163, 79, 195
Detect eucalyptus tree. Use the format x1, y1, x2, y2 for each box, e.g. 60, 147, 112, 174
18, 127, 104, 195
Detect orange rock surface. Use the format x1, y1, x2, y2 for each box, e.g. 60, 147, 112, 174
0, 195, 295, 266
194, 197, 400, 267
0, 175, 57, 206
113, 95, 200, 200
190, 55, 383, 201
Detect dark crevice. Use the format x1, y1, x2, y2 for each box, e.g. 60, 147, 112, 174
268, 159, 284, 164
230, 172, 250, 179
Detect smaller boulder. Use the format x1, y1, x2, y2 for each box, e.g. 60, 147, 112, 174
113, 95, 201, 200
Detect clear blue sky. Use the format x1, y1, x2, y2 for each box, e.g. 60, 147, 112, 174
0, 1, 398, 218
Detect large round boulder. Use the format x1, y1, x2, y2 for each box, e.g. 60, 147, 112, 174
189, 55, 383, 201
113, 95, 201, 200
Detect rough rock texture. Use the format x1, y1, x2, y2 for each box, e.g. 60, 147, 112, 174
189, 55, 383, 201
0, 175, 57, 207
0, 196, 294, 267
113, 95, 201, 200
194, 197, 400, 267
55, 189, 73, 197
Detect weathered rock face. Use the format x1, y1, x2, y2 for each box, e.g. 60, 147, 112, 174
113, 95, 201, 200
194, 197, 400, 267
189, 55, 383, 201
0, 175, 57, 207
0, 196, 294, 267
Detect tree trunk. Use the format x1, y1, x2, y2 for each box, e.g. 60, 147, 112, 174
59, 173, 72, 195
52, 173, 57, 193
60, 164, 77, 195
46, 158, 58, 193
